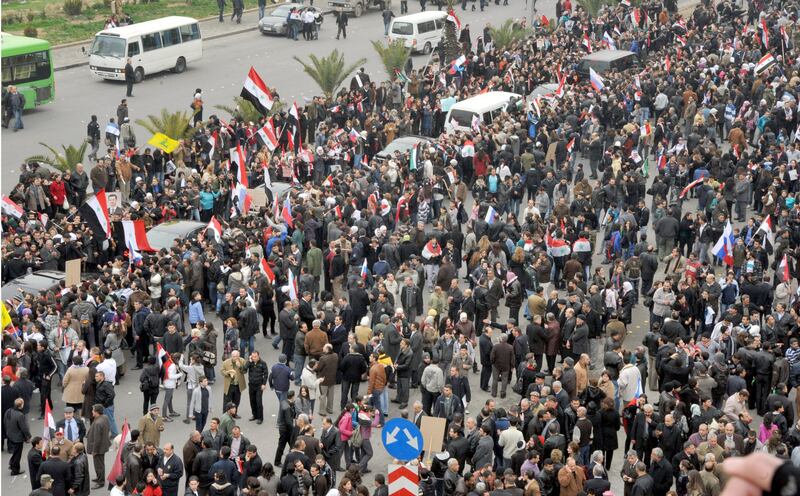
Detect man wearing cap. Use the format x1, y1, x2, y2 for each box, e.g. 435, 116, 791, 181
56, 407, 85, 444
85, 404, 111, 488
32, 473, 55, 496
139, 404, 166, 447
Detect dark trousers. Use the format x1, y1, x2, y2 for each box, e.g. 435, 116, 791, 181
336, 25, 347, 39
39, 380, 52, 416
224, 384, 242, 410
262, 307, 276, 335
136, 338, 150, 367
755, 375, 771, 415
143, 390, 159, 414
421, 389, 439, 415
249, 386, 264, 420
8, 441, 22, 473
195, 411, 208, 432
480, 363, 491, 390
126, 80, 133, 97
275, 428, 292, 465
340, 380, 359, 408
396, 376, 410, 406
93, 452, 106, 480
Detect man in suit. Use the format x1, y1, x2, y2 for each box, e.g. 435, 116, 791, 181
4, 398, 30, 475
28, 437, 45, 489
37, 445, 71, 496
56, 407, 86, 444
716, 422, 745, 453
157, 443, 184, 496
584, 464, 611, 494
85, 404, 111, 488
630, 461, 653, 496
411, 401, 425, 428
319, 417, 341, 471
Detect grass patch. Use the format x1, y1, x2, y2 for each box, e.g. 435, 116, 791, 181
2, 0, 224, 45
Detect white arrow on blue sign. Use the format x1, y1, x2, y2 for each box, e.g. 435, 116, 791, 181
381, 418, 424, 461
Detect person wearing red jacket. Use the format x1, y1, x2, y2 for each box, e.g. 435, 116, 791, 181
49, 173, 67, 212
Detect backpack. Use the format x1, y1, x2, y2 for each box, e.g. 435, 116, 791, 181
626, 258, 641, 279
349, 415, 364, 448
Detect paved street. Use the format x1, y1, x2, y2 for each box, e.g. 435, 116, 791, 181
1, 1, 551, 194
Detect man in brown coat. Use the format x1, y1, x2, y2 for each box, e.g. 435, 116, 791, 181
490, 333, 515, 398
85, 404, 111, 488
727, 123, 747, 152
304, 320, 329, 360
138, 404, 165, 447
315, 344, 338, 415
558, 457, 587, 496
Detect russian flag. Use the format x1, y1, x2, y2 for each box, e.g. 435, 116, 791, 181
485, 205, 497, 224
349, 128, 360, 143
360, 258, 369, 280
657, 152, 667, 171
287, 269, 298, 301
603, 31, 616, 49
281, 196, 294, 227
449, 55, 466, 75
231, 182, 252, 217
712, 221, 735, 266
589, 68, 605, 91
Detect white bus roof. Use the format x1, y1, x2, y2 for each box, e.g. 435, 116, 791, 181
449, 91, 522, 113
95, 16, 199, 37
391, 11, 447, 23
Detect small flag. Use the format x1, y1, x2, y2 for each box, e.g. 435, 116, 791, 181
287, 269, 298, 301
259, 257, 276, 284
761, 18, 769, 48
589, 68, 605, 91
754, 53, 776, 74
206, 216, 223, 243
409, 143, 419, 171
281, 196, 294, 227
360, 258, 369, 280
230, 143, 248, 187
780, 254, 791, 282
641, 155, 650, 178
256, 119, 279, 151
679, 178, 704, 198
603, 31, 616, 49
582, 33, 592, 53
712, 221, 735, 266
485, 205, 497, 224
664, 55, 671, 72
106, 420, 131, 484
1, 196, 24, 218
156, 343, 173, 379
446, 8, 461, 31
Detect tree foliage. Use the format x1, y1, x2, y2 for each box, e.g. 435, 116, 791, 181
26, 141, 87, 172
576, 0, 611, 18
490, 19, 528, 52
135, 108, 195, 141
293, 50, 366, 98
371, 40, 411, 81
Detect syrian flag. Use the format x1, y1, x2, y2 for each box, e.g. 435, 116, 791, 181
156, 343, 173, 380
545, 230, 571, 257
230, 143, 248, 187
335, 204, 343, 220
289, 102, 303, 149
241, 66, 274, 115
281, 196, 294, 227
1, 196, 24, 218
572, 237, 592, 254
462, 140, 475, 157
208, 130, 219, 157
360, 258, 369, 280
531, 97, 541, 118
256, 119, 279, 151
116, 220, 155, 256
657, 152, 667, 171
409, 143, 419, 171
42, 399, 55, 459
676, 35, 687, 47
287, 269, 298, 301
753, 214, 775, 252
679, 178, 704, 199
106, 420, 131, 486
780, 25, 790, 47
485, 205, 498, 224
755, 53, 776, 74
39, 213, 49, 227
780, 254, 791, 282
555, 74, 567, 98
446, 8, 461, 31
323, 175, 334, 188
206, 216, 223, 243
421, 239, 443, 261
664, 55, 671, 72
395, 196, 408, 224
761, 18, 769, 48
631, 8, 642, 26
259, 257, 276, 284
582, 33, 592, 53
78, 189, 112, 240
672, 19, 687, 32
642, 121, 652, 136
712, 221, 735, 266
566, 137, 576, 154
589, 68, 605, 91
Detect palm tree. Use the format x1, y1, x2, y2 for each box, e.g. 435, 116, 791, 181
576, 0, 609, 18
135, 108, 195, 141
441, 2, 461, 63
215, 97, 284, 123
371, 40, 411, 81
490, 19, 527, 51
293, 50, 366, 99
26, 142, 88, 172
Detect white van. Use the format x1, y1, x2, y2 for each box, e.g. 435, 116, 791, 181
388, 11, 447, 54
444, 91, 523, 133
89, 16, 202, 82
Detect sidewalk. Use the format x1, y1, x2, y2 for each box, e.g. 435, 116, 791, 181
53, 7, 268, 71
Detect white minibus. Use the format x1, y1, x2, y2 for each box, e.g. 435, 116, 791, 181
444, 91, 523, 133
388, 11, 447, 54
89, 16, 202, 82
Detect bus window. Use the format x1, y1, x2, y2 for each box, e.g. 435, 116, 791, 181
418, 21, 435, 34
90, 35, 126, 57
128, 42, 140, 57
142, 33, 162, 52
179, 23, 200, 41
161, 28, 181, 47
1, 50, 51, 85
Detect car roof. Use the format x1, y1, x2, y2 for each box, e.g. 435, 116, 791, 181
146, 220, 206, 250
391, 11, 447, 23
2, 270, 65, 303
449, 91, 522, 113
580, 49, 636, 62
95, 16, 198, 37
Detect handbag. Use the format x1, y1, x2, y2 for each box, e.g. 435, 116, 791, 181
201, 350, 217, 366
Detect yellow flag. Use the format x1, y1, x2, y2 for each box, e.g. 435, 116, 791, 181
147, 133, 180, 153
1, 301, 12, 330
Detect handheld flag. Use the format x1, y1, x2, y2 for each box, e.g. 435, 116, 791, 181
78, 190, 112, 240
485, 205, 497, 224
780, 254, 791, 282
147, 133, 180, 153
679, 178, 704, 199
230, 143, 248, 187
106, 420, 131, 485
589, 68, 605, 91
258, 257, 276, 284
360, 258, 369, 280
206, 216, 223, 243
754, 53, 776, 74
241, 66, 274, 114
1, 196, 24, 218
281, 196, 294, 227
711, 221, 735, 266
287, 269, 298, 301
256, 119, 279, 151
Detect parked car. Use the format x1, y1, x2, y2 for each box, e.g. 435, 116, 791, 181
576, 49, 637, 78
259, 3, 323, 36
2, 270, 67, 303
375, 135, 433, 162
146, 220, 206, 251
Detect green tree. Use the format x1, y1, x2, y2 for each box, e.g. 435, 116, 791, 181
371, 40, 411, 81
576, 0, 610, 18
441, 2, 461, 63
26, 142, 88, 172
214, 97, 284, 123
293, 50, 366, 99
135, 108, 195, 141
490, 19, 527, 51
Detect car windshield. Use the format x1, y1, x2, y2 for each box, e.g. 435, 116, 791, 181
392, 22, 413, 35
90, 35, 126, 57
382, 138, 423, 156
272, 6, 293, 17
448, 109, 478, 127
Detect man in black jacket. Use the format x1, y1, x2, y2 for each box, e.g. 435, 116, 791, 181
319, 417, 341, 471
245, 351, 269, 424
478, 328, 493, 392
4, 398, 30, 475
393, 339, 413, 408
28, 437, 45, 489
648, 448, 673, 496
275, 390, 298, 466
445, 427, 470, 475
157, 443, 184, 496
37, 446, 71, 496
191, 440, 217, 494
339, 345, 368, 409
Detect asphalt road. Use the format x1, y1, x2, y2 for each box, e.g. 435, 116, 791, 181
0, 1, 548, 193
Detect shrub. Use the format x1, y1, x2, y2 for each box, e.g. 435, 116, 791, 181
40, 9, 48, 19
63, 0, 83, 16
24, 26, 38, 38
27, 11, 36, 22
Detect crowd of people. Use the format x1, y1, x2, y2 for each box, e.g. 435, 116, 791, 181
4, 0, 800, 496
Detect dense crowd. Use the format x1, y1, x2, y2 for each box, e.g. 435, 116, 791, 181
4, 0, 800, 496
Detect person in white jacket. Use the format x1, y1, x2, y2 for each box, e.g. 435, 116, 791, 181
161, 352, 183, 421
617, 359, 642, 411
179, 353, 205, 424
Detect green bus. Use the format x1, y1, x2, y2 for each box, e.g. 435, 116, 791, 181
1, 32, 55, 109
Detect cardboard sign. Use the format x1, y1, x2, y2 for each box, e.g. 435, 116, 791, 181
65, 259, 82, 287
418, 416, 447, 464
248, 188, 270, 208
